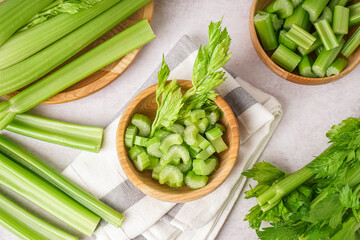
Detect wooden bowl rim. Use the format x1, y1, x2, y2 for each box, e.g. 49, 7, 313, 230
249, 0, 360, 85
116, 80, 240, 203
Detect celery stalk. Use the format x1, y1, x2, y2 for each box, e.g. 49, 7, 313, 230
0, 153, 100, 236
342, 26, 360, 57
349, 2, 360, 27
286, 24, 316, 50
315, 6, 333, 24
333, 6, 349, 35
0, 19, 155, 130
302, 0, 330, 22
254, 12, 278, 50
314, 19, 339, 50
5, 114, 103, 153
279, 30, 297, 51
0, 193, 76, 240
299, 55, 317, 78
265, 0, 294, 19
329, 0, 348, 10
0, 0, 53, 46
0, 0, 150, 96
326, 58, 348, 76
271, 44, 302, 72
0, 0, 122, 69
283, 4, 310, 31
0, 135, 124, 227
297, 32, 323, 56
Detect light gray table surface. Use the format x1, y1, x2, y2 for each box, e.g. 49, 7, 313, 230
2, 0, 360, 239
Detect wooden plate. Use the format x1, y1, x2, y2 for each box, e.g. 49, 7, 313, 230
250, 0, 360, 85
7, 1, 154, 104
116, 80, 240, 203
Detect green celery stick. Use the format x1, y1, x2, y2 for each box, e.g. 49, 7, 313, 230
257, 11, 284, 32
333, 6, 349, 35
326, 58, 348, 76
299, 55, 317, 78
314, 6, 333, 24
279, 30, 297, 51
0, 19, 155, 130
297, 32, 323, 56
283, 4, 310, 31
302, 0, 330, 22
290, 0, 303, 8
349, 2, 360, 27
271, 44, 302, 72
342, 26, 360, 57
329, 0, 348, 10
265, 0, 294, 19
314, 19, 339, 50
286, 24, 316, 50
254, 12, 278, 50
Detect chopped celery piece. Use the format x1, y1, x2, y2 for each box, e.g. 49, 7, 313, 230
152, 163, 165, 180
302, 0, 330, 22
133, 152, 150, 171
326, 58, 348, 76
210, 136, 228, 153
159, 134, 183, 153
257, 11, 284, 31
299, 55, 317, 78
154, 129, 172, 140
349, 2, 360, 27
315, 45, 324, 56
290, 0, 303, 8
146, 156, 159, 170
183, 125, 199, 147
128, 145, 146, 161
183, 117, 193, 126
189, 109, 206, 122
0, 135, 123, 227
170, 158, 181, 166
131, 114, 151, 137
0, 19, 155, 130
286, 24, 316, 50
134, 136, 148, 147
283, 4, 310, 31
189, 146, 202, 157
185, 171, 208, 189
197, 134, 211, 150
254, 12, 278, 51
167, 123, 185, 135
329, 0, 348, 10
297, 32, 323, 56
215, 123, 227, 132
207, 110, 221, 125
313, 37, 345, 77
333, 6, 349, 35
314, 7, 333, 24
0, 193, 76, 240
146, 137, 163, 158
125, 125, 138, 148
279, 30, 297, 51
0, 153, 100, 236
342, 27, 360, 57
159, 165, 184, 188
193, 156, 219, 176
195, 118, 210, 134
178, 159, 193, 174
265, 0, 294, 19
161, 145, 190, 165
196, 145, 216, 161
271, 44, 302, 72
0, 0, 53, 47
205, 127, 223, 141
5, 113, 103, 153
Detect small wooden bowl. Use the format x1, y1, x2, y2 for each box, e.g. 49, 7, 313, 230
116, 80, 240, 202
250, 0, 360, 85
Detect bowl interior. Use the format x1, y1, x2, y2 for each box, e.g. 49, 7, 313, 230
250, 0, 360, 85
116, 80, 239, 202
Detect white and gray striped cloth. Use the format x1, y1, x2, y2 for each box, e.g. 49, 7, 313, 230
61, 36, 282, 240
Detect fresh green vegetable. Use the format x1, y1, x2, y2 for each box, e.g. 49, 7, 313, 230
207, 110, 221, 125
167, 123, 185, 135
0, 0, 149, 96
154, 129, 172, 140
297, 32, 323, 56
146, 137, 163, 158
326, 58, 348, 76
299, 55, 317, 78
253, 12, 278, 51
256, 11, 284, 32
159, 134, 183, 153
286, 24, 316, 50
0, 19, 155, 130
290, 0, 302, 8
315, 6, 333, 24
193, 156, 219, 176
333, 6, 349, 35
0, 192, 77, 240
265, 0, 294, 19
152, 163, 165, 180
314, 19, 339, 50
189, 109, 206, 123
283, 4, 310, 31
342, 26, 360, 57
0, 0, 53, 47
278, 30, 297, 51
215, 123, 226, 132
159, 165, 184, 188
197, 134, 211, 150
349, 2, 360, 27
5, 114, 103, 152
128, 145, 146, 161
134, 136, 148, 147
0, 135, 124, 227
146, 156, 159, 170
329, 0, 348, 10
196, 145, 216, 161
209, 136, 228, 153
195, 118, 210, 134
131, 114, 151, 137
125, 125, 138, 148
161, 144, 190, 165
313, 36, 345, 77
178, 159, 193, 174
271, 44, 302, 72
183, 125, 199, 146
0, 153, 100, 236
302, 0, 330, 22
205, 127, 223, 141
133, 152, 150, 171
185, 171, 208, 189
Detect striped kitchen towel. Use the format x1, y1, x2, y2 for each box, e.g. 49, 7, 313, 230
61, 35, 282, 240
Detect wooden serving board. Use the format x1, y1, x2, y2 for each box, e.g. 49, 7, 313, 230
7, 1, 154, 104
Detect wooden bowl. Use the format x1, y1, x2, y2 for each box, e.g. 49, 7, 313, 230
250, 0, 360, 85
116, 80, 240, 202
6, 1, 154, 104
